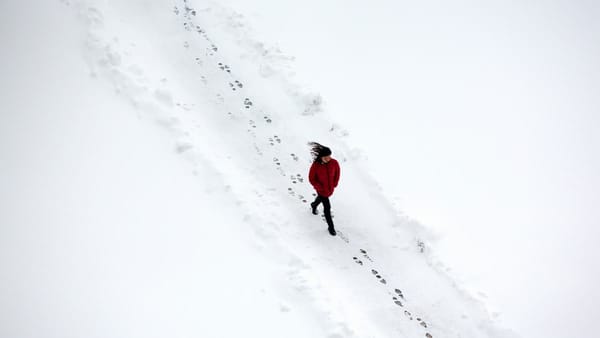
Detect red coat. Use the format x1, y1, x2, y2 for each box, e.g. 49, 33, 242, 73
309, 159, 340, 197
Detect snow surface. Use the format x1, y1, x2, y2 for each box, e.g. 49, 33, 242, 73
1, 0, 597, 338
211, 1, 600, 338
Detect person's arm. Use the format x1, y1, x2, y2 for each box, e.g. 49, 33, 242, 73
309, 162, 321, 190
333, 161, 340, 188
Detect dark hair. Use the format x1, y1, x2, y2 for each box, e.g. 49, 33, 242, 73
308, 142, 332, 162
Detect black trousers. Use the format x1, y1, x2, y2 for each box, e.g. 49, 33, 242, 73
313, 195, 334, 228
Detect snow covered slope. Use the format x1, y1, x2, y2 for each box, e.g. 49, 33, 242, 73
1, 0, 519, 337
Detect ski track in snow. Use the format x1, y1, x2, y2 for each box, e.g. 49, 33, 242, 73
61, 0, 516, 337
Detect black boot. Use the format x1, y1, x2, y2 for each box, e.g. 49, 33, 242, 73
328, 227, 336, 236
310, 202, 318, 215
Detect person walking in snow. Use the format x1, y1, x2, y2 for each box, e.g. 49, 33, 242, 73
308, 142, 340, 236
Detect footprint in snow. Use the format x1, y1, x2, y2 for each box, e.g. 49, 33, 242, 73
287, 187, 305, 202
320, 214, 334, 222
252, 143, 263, 155
175, 142, 193, 154
417, 240, 425, 253
244, 97, 253, 109
289, 173, 303, 183
360, 249, 374, 262
370, 269, 386, 283
195, 26, 204, 34
352, 257, 363, 265
336, 230, 350, 243
218, 62, 231, 72
229, 80, 243, 91
247, 125, 257, 138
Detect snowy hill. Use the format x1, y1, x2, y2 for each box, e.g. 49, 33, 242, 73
5, 0, 596, 337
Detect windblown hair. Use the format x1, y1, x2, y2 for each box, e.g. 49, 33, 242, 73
308, 142, 332, 162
